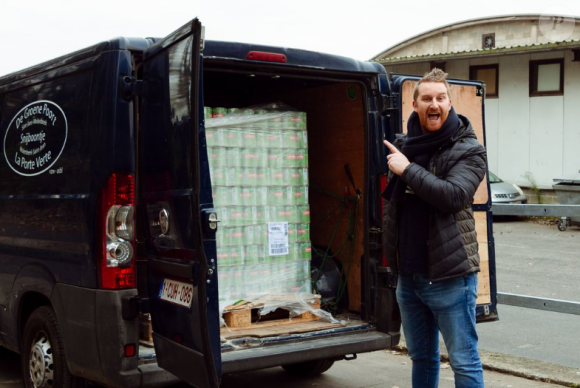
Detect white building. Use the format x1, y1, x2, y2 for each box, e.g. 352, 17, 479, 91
372, 14, 580, 202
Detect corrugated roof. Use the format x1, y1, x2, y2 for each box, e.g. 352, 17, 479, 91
374, 39, 580, 64
371, 14, 580, 63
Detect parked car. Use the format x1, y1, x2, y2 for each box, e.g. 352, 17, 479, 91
489, 171, 528, 204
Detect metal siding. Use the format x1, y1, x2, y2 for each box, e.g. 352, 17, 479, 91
529, 96, 564, 187
484, 98, 500, 174
563, 50, 580, 180
497, 55, 530, 186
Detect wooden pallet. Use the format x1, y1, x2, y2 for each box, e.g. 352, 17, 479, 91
139, 313, 153, 342
222, 294, 322, 329
221, 319, 344, 340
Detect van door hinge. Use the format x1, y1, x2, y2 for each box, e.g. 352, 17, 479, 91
120, 76, 146, 100
381, 94, 399, 115
369, 227, 382, 251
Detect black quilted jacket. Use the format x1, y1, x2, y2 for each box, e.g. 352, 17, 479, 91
382, 114, 487, 282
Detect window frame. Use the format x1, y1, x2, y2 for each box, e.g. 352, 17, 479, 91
529, 58, 564, 97
469, 64, 499, 98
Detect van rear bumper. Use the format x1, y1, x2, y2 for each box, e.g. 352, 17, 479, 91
221, 329, 396, 374
51, 284, 179, 388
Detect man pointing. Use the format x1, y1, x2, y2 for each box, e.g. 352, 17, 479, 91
382, 68, 487, 387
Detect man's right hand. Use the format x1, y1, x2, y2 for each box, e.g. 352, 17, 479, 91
384, 140, 410, 176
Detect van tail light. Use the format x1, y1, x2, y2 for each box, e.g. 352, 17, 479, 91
380, 173, 389, 267
99, 173, 136, 289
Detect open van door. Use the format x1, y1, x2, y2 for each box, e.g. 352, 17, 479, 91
138, 19, 222, 387
389, 74, 498, 323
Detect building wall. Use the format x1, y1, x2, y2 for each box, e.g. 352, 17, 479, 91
383, 49, 580, 190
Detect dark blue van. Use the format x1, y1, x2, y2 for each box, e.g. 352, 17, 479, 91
0, 18, 497, 388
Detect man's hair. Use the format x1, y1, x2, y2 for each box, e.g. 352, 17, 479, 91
413, 68, 451, 101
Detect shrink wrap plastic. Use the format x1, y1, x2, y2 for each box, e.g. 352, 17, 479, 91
206, 105, 334, 325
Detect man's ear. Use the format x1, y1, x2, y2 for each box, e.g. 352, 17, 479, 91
412, 100, 418, 112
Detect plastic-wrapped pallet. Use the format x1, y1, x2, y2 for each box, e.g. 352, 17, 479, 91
205, 105, 312, 312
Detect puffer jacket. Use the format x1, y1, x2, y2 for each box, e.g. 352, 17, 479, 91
382, 114, 487, 282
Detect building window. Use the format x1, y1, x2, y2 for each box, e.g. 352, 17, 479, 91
530, 59, 564, 96
470, 64, 499, 98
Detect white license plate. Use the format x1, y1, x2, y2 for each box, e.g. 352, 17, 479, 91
159, 278, 193, 308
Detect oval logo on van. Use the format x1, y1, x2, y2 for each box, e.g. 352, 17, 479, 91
3, 100, 68, 176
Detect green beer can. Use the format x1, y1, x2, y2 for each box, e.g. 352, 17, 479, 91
281, 130, 302, 149
267, 149, 282, 168
284, 206, 297, 223
223, 128, 243, 147
243, 168, 258, 187
268, 187, 286, 206
296, 224, 310, 242
269, 168, 287, 186
216, 246, 231, 266
242, 129, 257, 147
210, 167, 227, 186
288, 168, 304, 186
252, 206, 266, 224
240, 187, 256, 206
265, 130, 282, 148
241, 148, 258, 168
243, 245, 259, 265
225, 147, 241, 168
204, 107, 213, 120
298, 242, 312, 260
287, 223, 297, 243
209, 147, 226, 168
229, 207, 244, 226
205, 127, 218, 147
297, 205, 310, 223
255, 149, 268, 168
213, 107, 227, 118
230, 227, 245, 247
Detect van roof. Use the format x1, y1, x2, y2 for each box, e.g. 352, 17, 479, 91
203, 41, 385, 75
0, 37, 153, 87
0, 37, 384, 87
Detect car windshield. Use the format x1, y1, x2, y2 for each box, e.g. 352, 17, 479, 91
489, 171, 503, 183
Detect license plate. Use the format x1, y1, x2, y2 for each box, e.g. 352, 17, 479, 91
159, 278, 193, 308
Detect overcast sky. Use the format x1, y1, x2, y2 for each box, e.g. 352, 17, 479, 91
1, 0, 579, 76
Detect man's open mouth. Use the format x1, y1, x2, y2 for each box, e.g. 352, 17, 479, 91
428, 113, 440, 120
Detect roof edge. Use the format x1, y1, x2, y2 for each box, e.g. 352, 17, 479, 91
370, 13, 578, 61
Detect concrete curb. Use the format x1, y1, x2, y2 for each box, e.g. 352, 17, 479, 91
396, 337, 580, 387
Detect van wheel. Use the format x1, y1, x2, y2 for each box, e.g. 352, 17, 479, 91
21, 306, 86, 388
281, 359, 335, 377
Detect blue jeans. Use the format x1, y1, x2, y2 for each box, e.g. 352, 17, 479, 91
396, 273, 484, 388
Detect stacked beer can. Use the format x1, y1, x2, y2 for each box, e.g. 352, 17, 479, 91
205, 107, 312, 305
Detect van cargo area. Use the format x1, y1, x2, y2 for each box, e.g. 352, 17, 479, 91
138, 64, 390, 370
217, 68, 388, 371
203, 70, 367, 313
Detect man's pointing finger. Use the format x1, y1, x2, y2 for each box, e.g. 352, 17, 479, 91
383, 140, 400, 154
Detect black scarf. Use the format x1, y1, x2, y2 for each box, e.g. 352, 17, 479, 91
383, 106, 459, 202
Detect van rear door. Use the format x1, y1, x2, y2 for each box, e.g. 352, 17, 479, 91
389, 74, 498, 323
139, 19, 221, 387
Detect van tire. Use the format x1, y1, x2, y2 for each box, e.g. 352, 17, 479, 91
21, 306, 86, 388
281, 359, 335, 377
